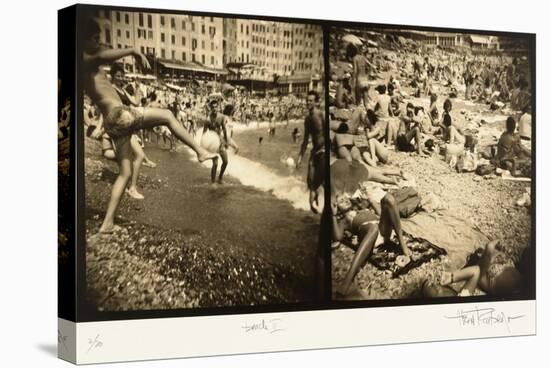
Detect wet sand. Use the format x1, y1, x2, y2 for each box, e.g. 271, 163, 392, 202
85, 136, 320, 311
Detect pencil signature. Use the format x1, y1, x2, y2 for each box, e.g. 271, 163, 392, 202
242, 318, 284, 334
444, 307, 525, 333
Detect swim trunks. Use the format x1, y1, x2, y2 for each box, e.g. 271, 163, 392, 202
103, 105, 145, 139
307, 148, 326, 191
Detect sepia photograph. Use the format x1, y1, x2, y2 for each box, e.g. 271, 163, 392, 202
81, 7, 327, 312
328, 26, 534, 301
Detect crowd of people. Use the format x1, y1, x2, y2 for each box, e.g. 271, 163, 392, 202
82, 18, 325, 238
329, 31, 532, 299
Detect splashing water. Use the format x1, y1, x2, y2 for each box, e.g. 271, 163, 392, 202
182, 129, 311, 211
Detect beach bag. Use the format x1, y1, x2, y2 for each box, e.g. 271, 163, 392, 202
476, 163, 495, 176
391, 187, 421, 218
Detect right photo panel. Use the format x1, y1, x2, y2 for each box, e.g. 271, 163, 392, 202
328, 25, 534, 301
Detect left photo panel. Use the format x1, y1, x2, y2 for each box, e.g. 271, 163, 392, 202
79, 6, 328, 313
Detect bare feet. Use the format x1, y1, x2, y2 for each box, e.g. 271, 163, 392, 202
98, 224, 122, 234
126, 187, 144, 200
335, 284, 368, 300
143, 160, 157, 168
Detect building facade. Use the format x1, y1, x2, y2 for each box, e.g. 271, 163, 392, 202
94, 9, 225, 74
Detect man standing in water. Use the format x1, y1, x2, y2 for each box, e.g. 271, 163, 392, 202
297, 90, 326, 215
83, 19, 216, 233
296, 90, 327, 302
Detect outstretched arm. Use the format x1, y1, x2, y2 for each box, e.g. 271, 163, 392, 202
84, 47, 151, 71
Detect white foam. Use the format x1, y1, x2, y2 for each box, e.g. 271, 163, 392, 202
183, 131, 312, 211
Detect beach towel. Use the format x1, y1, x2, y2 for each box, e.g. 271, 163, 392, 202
402, 210, 489, 270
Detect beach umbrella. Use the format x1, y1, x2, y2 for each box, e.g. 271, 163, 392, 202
330, 159, 369, 195
342, 34, 363, 46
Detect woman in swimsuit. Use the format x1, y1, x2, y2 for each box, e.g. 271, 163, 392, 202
425, 240, 528, 298
332, 192, 411, 298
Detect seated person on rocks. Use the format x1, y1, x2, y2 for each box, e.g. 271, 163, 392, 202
388, 103, 427, 156
424, 240, 529, 298
361, 110, 391, 167
442, 112, 464, 145
428, 93, 439, 128
334, 122, 363, 163
332, 191, 412, 298
495, 117, 531, 176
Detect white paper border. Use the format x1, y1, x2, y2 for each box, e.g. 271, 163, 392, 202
60, 299, 535, 364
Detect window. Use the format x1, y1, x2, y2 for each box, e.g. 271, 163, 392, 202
246, 41, 249, 48
211, 56, 214, 65
171, 35, 175, 44
161, 49, 165, 58
182, 37, 186, 46
105, 29, 111, 44
191, 22, 195, 31
126, 30, 130, 39
171, 50, 175, 60
125, 14, 129, 24
246, 25, 249, 35
138, 13, 143, 27
161, 33, 165, 42
182, 52, 186, 61
148, 30, 153, 39
160, 16, 165, 26
141, 46, 145, 53
171, 18, 176, 29
182, 21, 186, 30
201, 54, 205, 64
192, 39, 197, 50
147, 14, 152, 28
211, 42, 214, 51
117, 29, 121, 37
117, 43, 121, 49
240, 24, 243, 33
116, 12, 120, 22
192, 53, 196, 62
201, 25, 205, 34
210, 17, 214, 22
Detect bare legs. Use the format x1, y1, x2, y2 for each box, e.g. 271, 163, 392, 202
442, 266, 481, 295
99, 138, 133, 233
141, 107, 216, 162
211, 148, 228, 184
363, 138, 390, 166
338, 223, 379, 296
128, 135, 145, 199
98, 108, 216, 233
379, 194, 410, 256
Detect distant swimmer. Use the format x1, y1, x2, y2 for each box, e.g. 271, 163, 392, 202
292, 127, 301, 143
